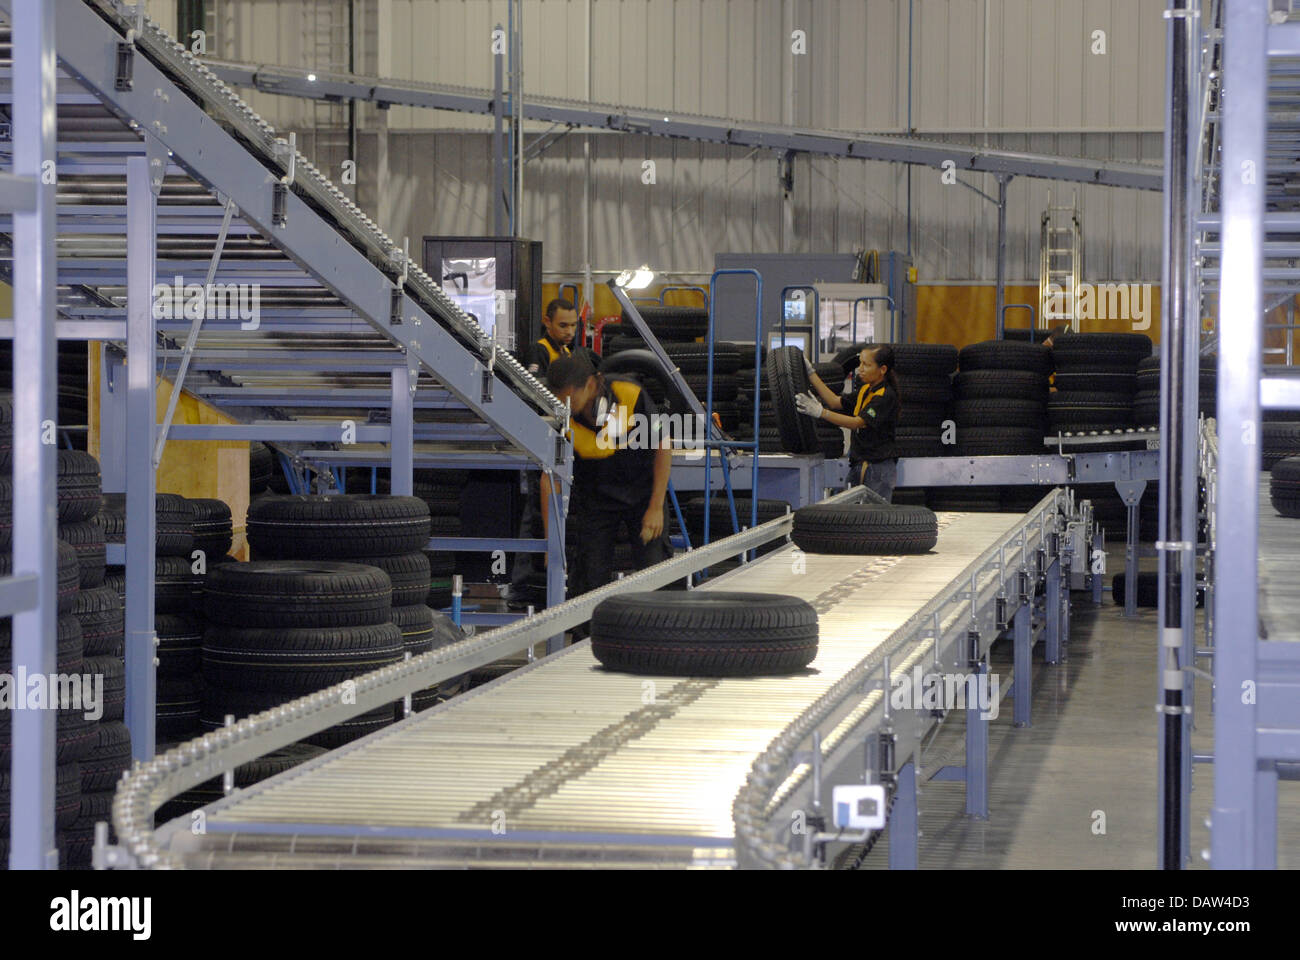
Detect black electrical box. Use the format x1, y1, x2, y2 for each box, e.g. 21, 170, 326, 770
421, 236, 543, 357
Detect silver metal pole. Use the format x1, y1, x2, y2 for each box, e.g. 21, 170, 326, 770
1212, 0, 1265, 870
390, 365, 413, 496
125, 154, 159, 763
9, 0, 60, 870
995, 175, 1008, 337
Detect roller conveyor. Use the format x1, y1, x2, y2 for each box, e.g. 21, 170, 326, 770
158, 507, 1056, 869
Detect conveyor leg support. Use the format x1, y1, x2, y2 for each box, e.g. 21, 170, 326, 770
1013, 602, 1032, 727
1045, 556, 1061, 665
964, 661, 989, 820
1091, 530, 1104, 605
545, 470, 567, 654
888, 761, 918, 869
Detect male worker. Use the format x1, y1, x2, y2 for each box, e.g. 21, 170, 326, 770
526, 298, 579, 375
510, 297, 581, 608
543, 354, 673, 600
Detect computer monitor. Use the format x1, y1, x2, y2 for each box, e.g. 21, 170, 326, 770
769, 330, 809, 353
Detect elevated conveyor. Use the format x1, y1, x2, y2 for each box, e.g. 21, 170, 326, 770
143, 493, 1075, 869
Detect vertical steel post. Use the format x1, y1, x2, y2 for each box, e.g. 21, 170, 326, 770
125, 154, 158, 763
995, 175, 1008, 337
389, 365, 413, 496
99, 349, 126, 491
9, 0, 59, 871
1013, 600, 1032, 726
492, 23, 507, 236
1045, 555, 1062, 664
1091, 529, 1104, 605
964, 660, 989, 819
888, 760, 918, 870
545, 455, 568, 654
1211, 0, 1265, 870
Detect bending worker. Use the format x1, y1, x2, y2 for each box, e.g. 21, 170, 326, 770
543, 354, 673, 598
794, 344, 901, 501
510, 298, 579, 608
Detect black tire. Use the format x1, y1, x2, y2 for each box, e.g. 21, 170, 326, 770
765, 346, 819, 454
202, 621, 404, 691
190, 498, 234, 557
623, 305, 710, 341
1051, 371, 1137, 395
955, 426, 1044, 456
897, 402, 949, 428
952, 398, 1046, 429
1111, 571, 1203, 608
247, 495, 431, 559
1051, 332, 1152, 370
348, 552, 431, 607
58, 519, 106, 588
249, 441, 275, 492
0, 762, 82, 833
156, 676, 201, 739
156, 614, 203, 677
1263, 422, 1300, 469
684, 373, 738, 403
94, 493, 125, 543
86, 654, 125, 722
662, 343, 740, 375
204, 561, 393, 628
72, 585, 124, 656
959, 340, 1052, 375
792, 502, 938, 555
1046, 394, 1134, 425
590, 591, 818, 677
836, 343, 957, 377
953, 369, 1050, 402
62, 789, 117, 868
57, 450, 102, 523
893, 434, 946, 458
0, 613, 85, 686
896, 374, 955, 404
156, 493, 195, 558
1270, 493, 1300, 518
427, 577, 453, 610
79, 721, 131, 793
155, 554, 204, 616
0, 540, 84, 615
391, 603, 436, 652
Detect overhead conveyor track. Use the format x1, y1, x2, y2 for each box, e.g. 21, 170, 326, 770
104, 487, 1079, 870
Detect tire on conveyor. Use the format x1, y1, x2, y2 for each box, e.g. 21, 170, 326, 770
590, 591, 818, 677
765, 346, 820, 454
791, 502, 938, 555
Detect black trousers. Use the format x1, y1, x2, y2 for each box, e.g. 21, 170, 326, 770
510, 471, 543, 592
569, 499, 672, 598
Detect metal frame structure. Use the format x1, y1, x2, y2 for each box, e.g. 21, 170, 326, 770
0, 0, 576, 866
1204, 0, 1300, 870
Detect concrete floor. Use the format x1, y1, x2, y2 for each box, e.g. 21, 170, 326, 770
863, 547, 1299, 870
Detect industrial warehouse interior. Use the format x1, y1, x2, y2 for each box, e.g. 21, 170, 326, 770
0, 0, 1297, 900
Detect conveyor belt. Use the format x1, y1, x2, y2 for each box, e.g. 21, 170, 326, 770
162, 509, 1035, 868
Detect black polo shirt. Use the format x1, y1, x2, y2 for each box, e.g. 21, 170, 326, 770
846, 381, 899, 464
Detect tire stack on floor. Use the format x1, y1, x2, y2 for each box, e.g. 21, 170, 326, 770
953, 340, 1052, 456
98, 493, 206, 741
200, 559, 405, 747
0, 342, 90, 450
1132, 354, 1217, 428
415, 469, 466, 610
1047, 333, 1152, 435
1270, 458, 1300, 517
245, 494, 432, 741
249, 441, 275, 497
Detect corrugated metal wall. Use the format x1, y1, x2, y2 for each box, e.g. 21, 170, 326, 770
150, 0, 1167, 282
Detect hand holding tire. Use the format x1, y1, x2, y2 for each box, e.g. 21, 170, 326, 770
794, 391, 823, 419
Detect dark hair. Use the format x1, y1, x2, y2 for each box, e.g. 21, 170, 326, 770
546, 353, 598, 393
865, 343, 900, 395
545, 298, 576, 320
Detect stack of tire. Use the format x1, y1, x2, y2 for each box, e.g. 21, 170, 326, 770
681, 496, 792, 555
1047, 333, 1153, 434
200, 560, 405, 747
764, 346, 846, 458
1269, 458, 1300, 517
0, 341, 90, 450
98, 493, 206, 741
953, 340, 1052, 456
879, 343, 959, 460
245, 494, 433, 739
249, 441, 276, 497
1132, 355, 1217, 428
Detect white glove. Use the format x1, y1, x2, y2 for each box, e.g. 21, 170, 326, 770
794, 391, 823, 419
803, 355, 816, 379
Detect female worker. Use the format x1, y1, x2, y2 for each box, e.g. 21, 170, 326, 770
794, 344, 901, 501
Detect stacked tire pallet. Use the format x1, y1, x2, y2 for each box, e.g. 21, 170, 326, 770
244, 494, 442, 734
1047, 333, 1153, 434
99, 492, 208, 741
0, 430, 131, 868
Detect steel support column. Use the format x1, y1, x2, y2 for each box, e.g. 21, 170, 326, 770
8, 0, 60, 871
964, 660, 989, 819
1013, 600, 1032, 726
1045, 555, 1062, 664
389, 365, 413, 496
888, 760, 918, 870
995, 175, 1008, 336
544, 461, 568, 655
125, 155, 158, 763
492, 23, 508, 235
1212, 0, 1265, 869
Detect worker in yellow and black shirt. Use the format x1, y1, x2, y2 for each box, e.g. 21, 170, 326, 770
543, 354, 673, 599
795, 344, 901, 501
526, 298, 579, 375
